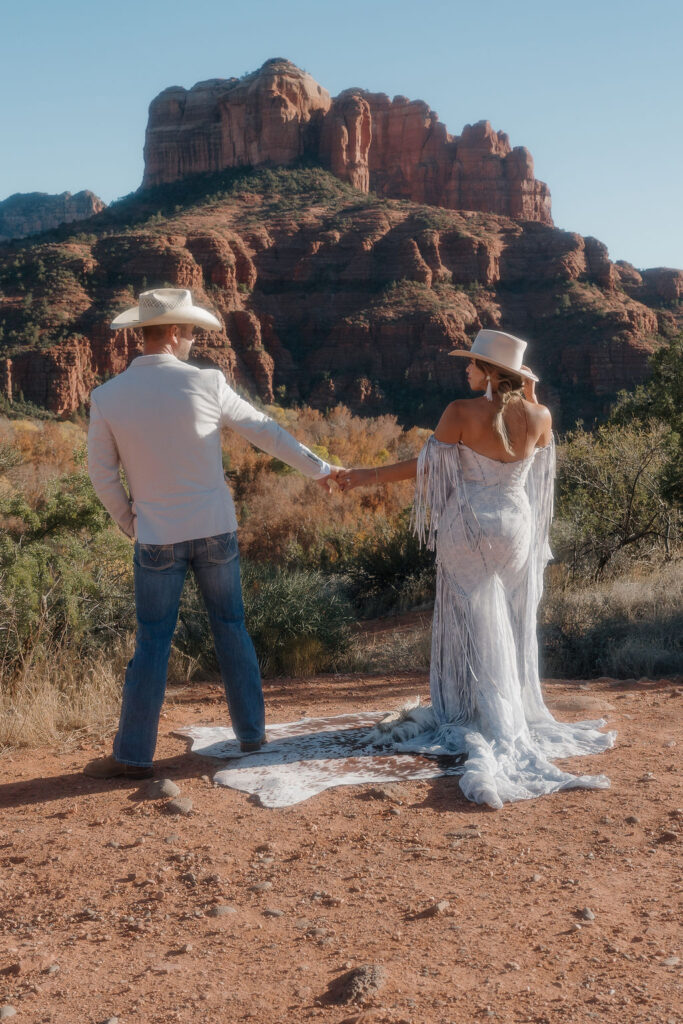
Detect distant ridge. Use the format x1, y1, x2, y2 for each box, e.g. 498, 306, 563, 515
0, 190, 106, 243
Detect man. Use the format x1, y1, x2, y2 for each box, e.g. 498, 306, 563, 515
84, 288, 341, 779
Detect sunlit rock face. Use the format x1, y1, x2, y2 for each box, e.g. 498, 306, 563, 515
143, 59, 332, 187
142, 59, 552, 225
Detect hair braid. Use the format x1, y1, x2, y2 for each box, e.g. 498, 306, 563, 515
475, 360, 526, 455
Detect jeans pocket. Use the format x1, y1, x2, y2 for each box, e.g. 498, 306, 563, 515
137, 543, 175, 571
205, 532, 238, 565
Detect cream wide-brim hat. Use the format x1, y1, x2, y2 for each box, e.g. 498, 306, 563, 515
110, 288, 221, 331
449, 329, 539, 382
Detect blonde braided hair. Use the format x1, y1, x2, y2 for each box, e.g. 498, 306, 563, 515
475, 360, 526, 456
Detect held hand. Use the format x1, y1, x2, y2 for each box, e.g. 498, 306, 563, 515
337, 468, 375, 493
315, 466, 348, 493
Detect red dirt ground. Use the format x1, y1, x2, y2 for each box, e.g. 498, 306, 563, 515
1, 672, 681, 1024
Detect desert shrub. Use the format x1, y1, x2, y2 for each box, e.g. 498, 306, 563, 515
0, 439, 21, 472
335, 509, 436, 616
0, 394, 56, 420
554, 421, 679, 579
539, 561, 683, 679
172, 563, 353, 677
610, 332, 682, 506
0, 460, 134, 682
243, 564, 353, 675
0, 417, 84, 476
0, 526, 134, 684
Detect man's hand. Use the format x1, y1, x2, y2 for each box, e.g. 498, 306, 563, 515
315, 466, 347, 493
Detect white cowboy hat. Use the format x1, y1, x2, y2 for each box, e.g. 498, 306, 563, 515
110, 288, 221, 331
449, 329, 539, 382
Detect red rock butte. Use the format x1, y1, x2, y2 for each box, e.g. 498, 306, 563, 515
143, 58, 553, 225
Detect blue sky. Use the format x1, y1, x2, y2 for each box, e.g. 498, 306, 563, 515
2, 0, 681, 269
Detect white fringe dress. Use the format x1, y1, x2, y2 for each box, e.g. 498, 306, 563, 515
373, 437, 616, 809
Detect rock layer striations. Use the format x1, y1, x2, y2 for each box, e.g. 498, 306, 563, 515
143, 59, 552, 224
0, 169, 672, 425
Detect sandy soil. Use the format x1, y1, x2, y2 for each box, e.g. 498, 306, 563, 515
0, 672, 681, 1024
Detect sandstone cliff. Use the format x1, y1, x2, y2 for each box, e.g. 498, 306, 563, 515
0, 168, 674, 426
143, 59, 552, 225
0, 190, 106, 243
143, 60, 331, 187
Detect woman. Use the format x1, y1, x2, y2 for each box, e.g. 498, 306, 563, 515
338, 330, 615, 809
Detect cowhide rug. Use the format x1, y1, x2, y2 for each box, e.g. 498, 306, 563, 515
174, 711, 465, 808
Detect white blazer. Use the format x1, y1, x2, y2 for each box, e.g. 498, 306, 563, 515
87, 354, 331, 544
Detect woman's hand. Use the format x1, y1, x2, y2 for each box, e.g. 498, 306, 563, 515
521, 367, 538, 403
337, 467, 376, 492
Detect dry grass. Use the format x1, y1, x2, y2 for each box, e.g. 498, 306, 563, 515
0, 645, 126, 751
540, 560, 683, 679
341, 617, 433, 675
0, 636, 199, 752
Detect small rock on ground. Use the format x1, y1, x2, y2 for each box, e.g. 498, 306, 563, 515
165, 797, 193, 816
208, 905, 237, 917
656, 830, 679, 843
0, 1009, 17, 1020
413, 899, 449, 919
327, 964, 386, 1006
146, 778, 180, 799
580, 907, 596, 921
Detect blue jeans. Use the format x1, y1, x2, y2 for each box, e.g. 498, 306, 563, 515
113, 532, 265, 766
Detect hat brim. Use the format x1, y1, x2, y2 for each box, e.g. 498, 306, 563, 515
110, 305, 222, 331
448, 349, 539, 383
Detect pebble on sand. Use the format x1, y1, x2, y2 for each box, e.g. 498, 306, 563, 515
656, 831, 679, 843
165, 797, 193, 816
147, 778, 181, 799
0, 1009, 17, 1020
207, 905, 237, 917
327, 964, 386, 1006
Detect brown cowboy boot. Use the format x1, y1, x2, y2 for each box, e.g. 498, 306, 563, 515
83, 754, 154, 780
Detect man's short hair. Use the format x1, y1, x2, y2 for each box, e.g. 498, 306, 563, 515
141, 323, 175, 342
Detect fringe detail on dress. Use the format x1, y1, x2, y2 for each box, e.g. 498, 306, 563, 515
431, 570, 479, 722
525, 436, 556, 576
411, 436, 482, 552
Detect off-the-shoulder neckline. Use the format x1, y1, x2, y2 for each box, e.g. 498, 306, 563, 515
429, 437, 552, 465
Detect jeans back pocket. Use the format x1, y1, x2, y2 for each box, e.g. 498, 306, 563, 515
205, 532, 238, 565
137, 543, 175, 571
